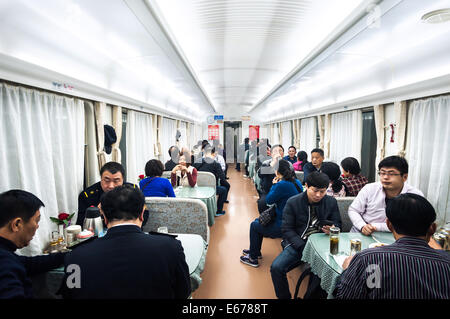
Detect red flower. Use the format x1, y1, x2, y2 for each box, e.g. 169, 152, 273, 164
139, 174, 145, 180
58, 213, 70, 220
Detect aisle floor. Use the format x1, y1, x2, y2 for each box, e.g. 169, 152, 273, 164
192, 164, 307, 299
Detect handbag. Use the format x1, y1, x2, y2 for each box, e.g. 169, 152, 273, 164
258, 205, 276, 226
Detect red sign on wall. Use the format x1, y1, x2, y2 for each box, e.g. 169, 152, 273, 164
208, 125, 220, 140
249, 125, 260, 141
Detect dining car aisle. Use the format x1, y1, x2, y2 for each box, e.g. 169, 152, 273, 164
192, 164, 304, 299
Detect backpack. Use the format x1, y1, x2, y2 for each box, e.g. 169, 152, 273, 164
294, 267, 327, 299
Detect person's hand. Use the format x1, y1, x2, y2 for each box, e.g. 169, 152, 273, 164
322, 225, 333, 234
342, 255, 354, 270
361, 224, 377, 236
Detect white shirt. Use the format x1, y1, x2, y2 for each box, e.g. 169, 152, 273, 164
348, 182, 423, 232
215, 154, 226, 171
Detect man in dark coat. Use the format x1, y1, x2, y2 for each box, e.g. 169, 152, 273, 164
270, 172, 341, 299
0, 190, 66, 299
61, 185, 191, 299
77, 162, 147, 227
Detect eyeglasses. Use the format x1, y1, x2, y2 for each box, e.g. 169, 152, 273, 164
377, 171, 402, 177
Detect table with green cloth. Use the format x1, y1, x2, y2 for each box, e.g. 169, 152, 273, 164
32, 233, 208, 298
301, 232, 395, 299
174, 186, 217, 226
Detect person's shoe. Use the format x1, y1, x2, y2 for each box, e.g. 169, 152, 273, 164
240, 255, 259, 267
243, 175, 248, 178
242, 249, 262, 259
215, 210, 226, 216
224, 200, 229, 203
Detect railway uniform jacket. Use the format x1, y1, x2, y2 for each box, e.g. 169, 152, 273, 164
60, 225, 191, 299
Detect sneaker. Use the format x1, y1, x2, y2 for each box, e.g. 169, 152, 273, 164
242, 249, 262, 259
243, 175, 248, 178
240, 255, 259, 267
215, 210, 226, 216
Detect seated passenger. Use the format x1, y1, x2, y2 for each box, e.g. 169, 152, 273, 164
240, 159, 302, 268
60, 185, 191, 299
293, 150, 308, 172
340, 157, 368, 196
171, 154, 197, 188
283, 146, 297, 165
335, 193, 450, 299
164, 146, 179, 171
77, 162, 141, 226
257, 144, 286, 213
140, 159, 175, 198
0, 190, 66, 299
195, 145, 230, 215
320, 161, 347, 197
302, 148, 324, 181
270, 172, 341, 299
348, 156, 423, 234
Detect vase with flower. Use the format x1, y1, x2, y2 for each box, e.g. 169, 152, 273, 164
50, 212, 75, 248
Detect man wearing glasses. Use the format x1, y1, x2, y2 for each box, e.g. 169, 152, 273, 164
76, 162, 140, 226
348, 156, 423, 234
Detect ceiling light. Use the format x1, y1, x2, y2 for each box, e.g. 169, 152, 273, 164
421, 9, 450, 23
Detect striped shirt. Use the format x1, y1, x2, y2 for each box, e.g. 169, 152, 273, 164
335, 237, 450, 299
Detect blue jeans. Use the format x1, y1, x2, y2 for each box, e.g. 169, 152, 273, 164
249, 218, 282, 259
270, 243, 305, 299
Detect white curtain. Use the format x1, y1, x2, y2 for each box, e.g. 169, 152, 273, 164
328, 110, 363, 163
178, 121, 188, 150
272, 123, 280, 145
84, 102, 100, 186
406, 96, 450, 225
0, 83, 85, 256
126, 110, 154, 184
299, 117, 317, 154
160, 118, 177, 163
281, 121, 292, 149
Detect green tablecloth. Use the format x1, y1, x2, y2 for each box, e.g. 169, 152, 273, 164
33, 233, 208, 298
174, 186, 217, 226
301, 232, 395, 298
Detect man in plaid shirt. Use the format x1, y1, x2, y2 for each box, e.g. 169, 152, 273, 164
340, 157, 368, 196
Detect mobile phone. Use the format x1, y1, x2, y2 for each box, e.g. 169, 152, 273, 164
318, 219, 334, 228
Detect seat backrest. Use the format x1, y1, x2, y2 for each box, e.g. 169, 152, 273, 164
335, 197, 356, 232
295, 171, 304, 183
196, 171, 216, 187
161, 171, 171, 179
143, 197, 209, 243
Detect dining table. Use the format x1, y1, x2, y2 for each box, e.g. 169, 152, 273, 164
32, 233, 208, 298
300, 231, 396, 299
174, 186, 217, 226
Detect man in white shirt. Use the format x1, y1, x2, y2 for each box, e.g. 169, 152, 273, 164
348, 156, 423, 234
213, 147, 226, 172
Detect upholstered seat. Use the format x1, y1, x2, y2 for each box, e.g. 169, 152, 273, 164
143, 197, 210, 243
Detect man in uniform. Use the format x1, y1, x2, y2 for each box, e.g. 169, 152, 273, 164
76, 162, 146, 227
62, 185, 191, 299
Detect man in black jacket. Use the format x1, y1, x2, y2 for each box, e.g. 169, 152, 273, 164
77, 162, 148, 228
194, 145, 230, 215
270, 171, 341, 299
61, 185, 191, 299
0, 190, 66, 299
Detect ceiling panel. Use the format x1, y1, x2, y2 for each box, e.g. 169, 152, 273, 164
149, 0, 365, 116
